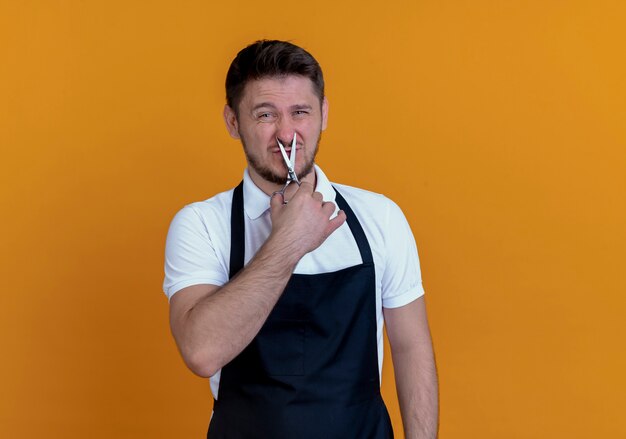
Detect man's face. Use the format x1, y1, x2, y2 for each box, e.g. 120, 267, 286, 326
224, 75, 328, 185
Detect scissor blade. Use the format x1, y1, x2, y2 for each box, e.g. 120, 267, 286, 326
277, 139, 292, 170
289, 133, 300, 183
289, 133, 297, 167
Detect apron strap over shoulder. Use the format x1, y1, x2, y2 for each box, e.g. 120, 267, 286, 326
333, 186, 374, 266
229, 181, 245, 279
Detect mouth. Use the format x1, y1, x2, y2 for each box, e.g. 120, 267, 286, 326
271, 146, 301, 154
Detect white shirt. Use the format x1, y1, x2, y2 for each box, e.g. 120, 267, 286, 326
163, 165, 425, 398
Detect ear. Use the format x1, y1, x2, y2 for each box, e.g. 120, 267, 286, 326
321, 97, 329, 131
223, 105, 241, 139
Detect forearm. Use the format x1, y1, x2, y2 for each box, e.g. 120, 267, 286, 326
176, 234, 300, 377
384, 298, 439, 438
393, 346, 439, 439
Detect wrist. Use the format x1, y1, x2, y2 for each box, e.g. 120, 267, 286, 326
263, 233, 303, 270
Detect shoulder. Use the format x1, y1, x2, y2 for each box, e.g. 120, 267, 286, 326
163, 188, 235, 299
169, 188, 235, 231
332, 182, 404, 224
330, 182, 415, 252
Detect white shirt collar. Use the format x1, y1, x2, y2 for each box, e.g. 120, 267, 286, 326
242, 164, 337, 220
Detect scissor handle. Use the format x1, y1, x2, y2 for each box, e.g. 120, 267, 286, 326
272, 179, 293, 204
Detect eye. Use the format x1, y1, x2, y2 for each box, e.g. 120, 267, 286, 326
293, 110, 310, 117
256, 112, 277, 122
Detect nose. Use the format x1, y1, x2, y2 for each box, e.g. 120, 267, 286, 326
275, 119, 296, 147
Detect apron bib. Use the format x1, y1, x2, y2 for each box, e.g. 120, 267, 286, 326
208, 183, 393, 439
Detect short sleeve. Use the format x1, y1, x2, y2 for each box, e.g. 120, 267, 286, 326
380, 198, 425, 308
162, 205, 229, 301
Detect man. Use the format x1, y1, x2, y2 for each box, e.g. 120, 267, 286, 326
163, 40, 438, 438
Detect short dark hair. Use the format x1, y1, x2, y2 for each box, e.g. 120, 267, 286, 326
225, 40, 325, 114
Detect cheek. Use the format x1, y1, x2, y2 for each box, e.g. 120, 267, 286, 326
241, 126, 272, 147
300, 116, 322, 133
301, 122, 321, 142
250, 124, 277, 142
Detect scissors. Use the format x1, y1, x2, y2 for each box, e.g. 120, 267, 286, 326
273, 133, 301, 201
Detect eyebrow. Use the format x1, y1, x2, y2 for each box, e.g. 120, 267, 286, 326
251, 103, 313, 111
251, 102, 277, 111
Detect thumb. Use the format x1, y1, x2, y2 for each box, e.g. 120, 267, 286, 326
270, 192, 285, 212
326, 209, 347, 237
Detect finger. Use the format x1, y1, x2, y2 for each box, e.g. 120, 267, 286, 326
321, 201, 337, 216
297, 181, 315, 195
270, 192, 285, 211
326, 210, 347, 236
312, 191, 323, 202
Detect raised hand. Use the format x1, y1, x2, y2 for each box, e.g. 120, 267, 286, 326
269, 181, 346, 260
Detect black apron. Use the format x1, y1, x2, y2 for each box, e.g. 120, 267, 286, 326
207, 182, 394, 439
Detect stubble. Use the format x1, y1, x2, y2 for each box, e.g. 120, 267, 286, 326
241, 133, 321, 185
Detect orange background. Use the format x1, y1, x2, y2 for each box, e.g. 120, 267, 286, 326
1, 1, 625, 437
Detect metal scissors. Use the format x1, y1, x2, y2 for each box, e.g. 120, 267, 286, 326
273, 133, 300, 201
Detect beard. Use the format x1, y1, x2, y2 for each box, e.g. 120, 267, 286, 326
241, 132, 321, 185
